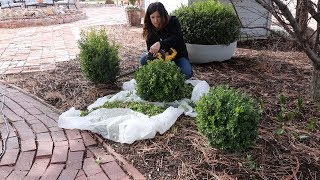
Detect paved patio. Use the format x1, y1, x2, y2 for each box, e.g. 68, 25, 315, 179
0, 6, 127, 74
0, 6, 146, 180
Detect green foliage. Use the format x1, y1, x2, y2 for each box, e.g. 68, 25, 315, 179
78, 28, 120, 84
128, 0, 136, 5
134, 59, 191, 102
195, 85, 261, 152
172, 0, 240, 45
307, 118, 318, 131
81, 101, 167, 117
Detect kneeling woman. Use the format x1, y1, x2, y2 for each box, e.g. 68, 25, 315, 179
140, 2, 193, 79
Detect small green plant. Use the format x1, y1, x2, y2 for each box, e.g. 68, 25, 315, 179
135, 59, 192, 102
81, 101, 168, 117
78, 28, 120, 84
195, 85, 261, 152
244, 155, 258, 171
172, 0, 240, 45
307, 118, 318, 131
296, 97, 304, 112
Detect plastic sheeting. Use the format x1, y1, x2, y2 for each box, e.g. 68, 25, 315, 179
58, 79, 210, 144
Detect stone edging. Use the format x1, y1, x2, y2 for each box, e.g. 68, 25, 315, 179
0, 12, 86, 28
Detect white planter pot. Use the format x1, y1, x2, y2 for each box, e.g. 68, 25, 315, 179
186, 41, 237, 63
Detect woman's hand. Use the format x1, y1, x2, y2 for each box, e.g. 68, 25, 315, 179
149, 41, 161, 54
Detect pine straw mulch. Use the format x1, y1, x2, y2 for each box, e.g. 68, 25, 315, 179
0, 25, 319, 179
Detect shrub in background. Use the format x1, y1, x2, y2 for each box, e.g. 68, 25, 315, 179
172, 0, 240, 45
78, 28, 120, 84
134, 59, 190, 102
195, 85, 261, 152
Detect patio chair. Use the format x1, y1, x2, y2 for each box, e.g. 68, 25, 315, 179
24, 0, 39, 7
55, 0, 77, 9
43, 0, 53, 6
0, 0, 23, 8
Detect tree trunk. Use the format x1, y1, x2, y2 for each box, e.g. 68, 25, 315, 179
312, 66, 320, 102
296, 0, 308, 33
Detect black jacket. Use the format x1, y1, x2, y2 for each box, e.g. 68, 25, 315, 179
146, 16, 189, 60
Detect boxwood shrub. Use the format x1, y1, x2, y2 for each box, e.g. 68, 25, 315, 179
134, 59, 191, 102
78, 28, 120, 84
195, 85, 261, 152
172, 0, 241, 45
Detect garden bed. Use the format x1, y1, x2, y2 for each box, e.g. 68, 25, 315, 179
0, 7, 85, 28
1, 24, 319, 179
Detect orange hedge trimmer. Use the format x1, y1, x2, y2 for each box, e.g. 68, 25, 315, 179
147, 48, 177, 62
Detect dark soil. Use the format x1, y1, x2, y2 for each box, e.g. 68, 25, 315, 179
1, 25, 319, 179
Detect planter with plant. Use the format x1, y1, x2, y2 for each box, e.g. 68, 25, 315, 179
125, 0, 141, 26
172, 0, 241, 63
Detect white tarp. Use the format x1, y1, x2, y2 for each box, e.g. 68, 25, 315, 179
58, 79, 210, 144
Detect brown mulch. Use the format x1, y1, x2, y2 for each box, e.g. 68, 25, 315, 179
1, 25, 319, 179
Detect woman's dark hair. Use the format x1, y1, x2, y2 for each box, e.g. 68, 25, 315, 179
142, 2, 169, 39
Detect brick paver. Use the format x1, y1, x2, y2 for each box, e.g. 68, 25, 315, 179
0, 6, 146, 180
0, 83, 146, 179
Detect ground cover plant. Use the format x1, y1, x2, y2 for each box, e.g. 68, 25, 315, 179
1, 25, 319, 179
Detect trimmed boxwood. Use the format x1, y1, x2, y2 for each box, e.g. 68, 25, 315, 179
172, 0, 241, 45
195, 85, 261, 152
78, 28, 120, 84
134, 59, 191, 102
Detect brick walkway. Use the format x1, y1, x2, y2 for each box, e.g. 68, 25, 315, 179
0, 6, 127, 74
0, 82, 146, 179
0, 6, 146, 180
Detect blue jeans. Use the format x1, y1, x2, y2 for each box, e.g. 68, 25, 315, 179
140, 54, 193, 79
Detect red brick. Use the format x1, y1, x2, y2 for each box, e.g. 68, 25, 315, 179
31, 123, 49, 133
3, 108, 22, 121
88, 172, 110, 180
0, 123, 16, 138
0, 149, 19, 166
12, 108, 29, 117
6, 137, 19, 150
65, 129, 82, 140
19, 101, 35, 109
37, 141, 53, 157
88, 146, 115, 164
46, 112, 60, 121
82, 132, 97, 147
75, 175, 88, 180
67, 151, 84, 170
54, 140, 68, 147
0, 166, 14, 178
35, 114, 57, 127
15, 151, 36, 171
77, 170, 85, 177
49, 126, 62, 132
24, 114, 41, 124
26, 107, 43, 115
3, 97, 20, 110
51, 130, 67, 141
58, 169, 79, 180
86, 149, 95, 158
69, 139, 85, 152
83, 157, 103, 177
51, 145, 69, 163
40, 164, 64, 180
101, 161, 127, 180
6, 170, 28, 180
21, 139, 37, 151
27, 158, 50, 178
36, 132, 52, 141
12, 121, 35, 140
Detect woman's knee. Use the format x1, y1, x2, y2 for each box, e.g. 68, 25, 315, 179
140, 54, 148, 65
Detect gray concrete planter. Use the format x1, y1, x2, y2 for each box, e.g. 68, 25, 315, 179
186, 41, 237, 63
